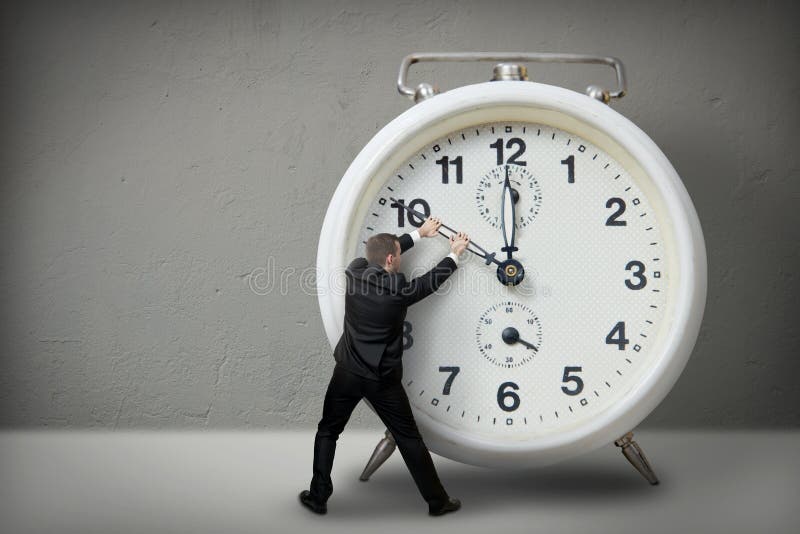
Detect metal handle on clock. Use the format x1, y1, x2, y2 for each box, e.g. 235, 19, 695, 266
397, 52, 627, 102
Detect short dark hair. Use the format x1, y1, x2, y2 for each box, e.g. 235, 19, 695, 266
366, 233, 400, 265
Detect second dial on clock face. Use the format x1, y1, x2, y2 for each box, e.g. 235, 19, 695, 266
476, 165, 543, 229
476, 301, 543, 368
355, 120, 668, 439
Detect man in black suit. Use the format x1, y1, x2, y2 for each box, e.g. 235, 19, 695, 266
299, 217, 470, 516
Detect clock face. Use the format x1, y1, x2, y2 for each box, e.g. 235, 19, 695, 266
354, 120, 669, 442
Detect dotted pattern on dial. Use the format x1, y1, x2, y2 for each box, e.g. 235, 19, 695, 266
355, 122, 668, 442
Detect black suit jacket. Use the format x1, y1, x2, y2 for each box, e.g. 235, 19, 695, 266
333, 233, 458, 382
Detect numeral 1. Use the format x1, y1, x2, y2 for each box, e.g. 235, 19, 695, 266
561, 155, 575, 183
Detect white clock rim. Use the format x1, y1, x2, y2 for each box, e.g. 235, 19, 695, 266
316, 80, 707, 468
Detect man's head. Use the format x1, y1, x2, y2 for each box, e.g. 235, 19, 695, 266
366, 233, 401, 273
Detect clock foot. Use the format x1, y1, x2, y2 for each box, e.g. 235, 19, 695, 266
614, 431, 660, 485
358, 429, 396, 481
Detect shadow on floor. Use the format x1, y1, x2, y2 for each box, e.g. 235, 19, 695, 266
327, 460, 661, 518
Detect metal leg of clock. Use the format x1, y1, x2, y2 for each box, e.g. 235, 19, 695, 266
614, 431, 660, 485
358, 429, 396, 481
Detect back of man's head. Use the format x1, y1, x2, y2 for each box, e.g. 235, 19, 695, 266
366, 233, 400, 267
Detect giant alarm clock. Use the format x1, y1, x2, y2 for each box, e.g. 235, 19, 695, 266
316, 53, 707, 474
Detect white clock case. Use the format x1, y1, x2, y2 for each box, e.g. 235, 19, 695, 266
316, 80, 707, 468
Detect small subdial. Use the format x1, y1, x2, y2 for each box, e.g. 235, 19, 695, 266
475, 301, 543, 368
476, 165, 543, 229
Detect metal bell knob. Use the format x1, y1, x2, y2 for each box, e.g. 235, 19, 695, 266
586, 84, 611, 104
414, 82, 439, 103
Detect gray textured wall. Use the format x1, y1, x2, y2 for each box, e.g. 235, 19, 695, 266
0, 0, 797, 429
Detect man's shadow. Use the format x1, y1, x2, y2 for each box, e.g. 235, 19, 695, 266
330, 457, 660, 518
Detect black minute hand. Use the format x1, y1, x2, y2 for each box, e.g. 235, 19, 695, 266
501, 164, 519, 260
388, 197, 500, 266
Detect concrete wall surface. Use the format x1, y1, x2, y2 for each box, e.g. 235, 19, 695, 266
0, 0, 797, 429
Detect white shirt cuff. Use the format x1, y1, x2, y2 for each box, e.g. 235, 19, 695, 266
447, 252, 459, 265
409, 229, 421, 243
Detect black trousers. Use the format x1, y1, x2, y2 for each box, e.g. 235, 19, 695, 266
308, 363, 449, 509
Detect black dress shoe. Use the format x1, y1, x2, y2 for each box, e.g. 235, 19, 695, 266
429, 497, 461, 516
299, 490, 327, 514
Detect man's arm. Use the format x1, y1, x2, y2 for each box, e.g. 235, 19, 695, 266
398, 216, 442, 254
400, 254, 458, 306
398, 229, 420, 254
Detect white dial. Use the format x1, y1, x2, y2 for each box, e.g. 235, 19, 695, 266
476, 164, 542, 229
355, 120, 668, 440
476, 301, 543, 369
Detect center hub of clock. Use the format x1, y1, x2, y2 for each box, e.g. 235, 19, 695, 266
496, 259, 525, 286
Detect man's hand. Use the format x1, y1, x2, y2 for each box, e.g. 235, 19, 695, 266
418, 216, 443, 238
449, 231, 470, 256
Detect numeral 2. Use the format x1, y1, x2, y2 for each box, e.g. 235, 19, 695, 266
606, 197, 627, 226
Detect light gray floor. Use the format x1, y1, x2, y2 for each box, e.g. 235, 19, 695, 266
1, 429, 797, 534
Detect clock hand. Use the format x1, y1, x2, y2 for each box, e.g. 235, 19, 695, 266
500, 165, 519, 260
389, 197, 500, 266
501, 326, 538, 352
489, 168, 526, 286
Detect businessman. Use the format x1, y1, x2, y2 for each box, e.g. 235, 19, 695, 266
300, 217, 470, 516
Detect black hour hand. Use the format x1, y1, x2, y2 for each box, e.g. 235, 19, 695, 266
388, 197, 501, 266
